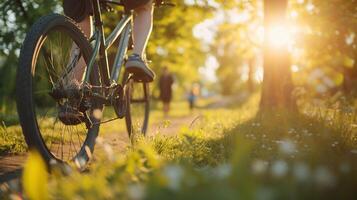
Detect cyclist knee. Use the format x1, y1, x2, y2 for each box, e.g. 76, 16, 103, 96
134, 0, 153, 13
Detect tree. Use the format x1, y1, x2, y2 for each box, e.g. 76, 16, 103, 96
260, 0, 296, 110
0, 0, 61, 114
292, 0, 357, 95
210, 0, 262, 95
0, 0, 214, 113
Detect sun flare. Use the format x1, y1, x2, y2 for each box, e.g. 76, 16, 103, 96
266, 24, 291, 48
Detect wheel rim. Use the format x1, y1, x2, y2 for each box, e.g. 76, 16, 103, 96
31, 26, 93, 162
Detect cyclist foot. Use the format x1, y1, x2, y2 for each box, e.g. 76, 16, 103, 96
125, 54, 155, 82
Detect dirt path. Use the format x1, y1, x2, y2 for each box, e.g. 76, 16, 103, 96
0, 114, 198, 183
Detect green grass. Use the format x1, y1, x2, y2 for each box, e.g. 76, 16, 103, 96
0, 121, 26, 154
98, 100, 197, 135
2, 94, 357, 199
0, 99, 212, 154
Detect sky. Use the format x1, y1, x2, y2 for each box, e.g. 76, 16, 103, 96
191, 1, 257, 83
193, 11, 224, 83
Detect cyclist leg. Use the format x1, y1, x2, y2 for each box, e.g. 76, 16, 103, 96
125, 0, 155, 82
60, 9, 93, 122
62, 0, 93, 85
70, 16, 93, 83
133, 0, 154, 57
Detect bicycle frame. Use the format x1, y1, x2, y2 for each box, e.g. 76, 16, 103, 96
83, 0, 132, 87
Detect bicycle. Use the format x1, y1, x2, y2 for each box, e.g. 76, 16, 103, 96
16, 0, 171, 168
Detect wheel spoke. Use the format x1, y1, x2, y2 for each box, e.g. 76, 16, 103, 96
26, 24, 96, 163
126, 79, 149, 137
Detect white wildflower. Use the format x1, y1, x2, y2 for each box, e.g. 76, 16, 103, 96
127, 184, 145, 200
215, 164, 232, 178
163, 165, 184, 191
252, 160, 269, 175
331, 141, 339, 147
278, 139, 297, 155
293, 162, 310, 182
314, 166, 336, 187
288, 128, 295, 134
271, 160, 288, 178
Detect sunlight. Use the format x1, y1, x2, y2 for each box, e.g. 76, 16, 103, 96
254, 66, 263, 83
266, 24, 291, 48
291, 64, 300, 73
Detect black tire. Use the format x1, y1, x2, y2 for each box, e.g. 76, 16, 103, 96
16, 14, 101, 168
125, 77, 150, 139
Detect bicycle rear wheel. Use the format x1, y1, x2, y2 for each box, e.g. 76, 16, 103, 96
125, 77, 150, 139
16, 14, 101, 168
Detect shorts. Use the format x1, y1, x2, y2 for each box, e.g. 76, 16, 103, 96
63, 0, 152, 23
63, 0, 93, 23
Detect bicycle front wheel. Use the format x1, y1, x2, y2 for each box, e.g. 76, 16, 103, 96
16, 14, 101, 168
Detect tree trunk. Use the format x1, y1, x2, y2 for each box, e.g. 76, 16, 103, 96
260, 0, 296, 110
342, 63, 357, 94
247, 58, 255, 93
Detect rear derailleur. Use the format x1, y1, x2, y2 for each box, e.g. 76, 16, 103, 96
49, 84, 94, 129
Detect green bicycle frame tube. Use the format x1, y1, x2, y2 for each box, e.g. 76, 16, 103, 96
83, 14, 132, 84
111, 23, 131, 82
105, 15, 131, 50
84, 31, 101, 84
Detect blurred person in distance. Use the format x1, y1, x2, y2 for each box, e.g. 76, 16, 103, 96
159, 66, 174, 118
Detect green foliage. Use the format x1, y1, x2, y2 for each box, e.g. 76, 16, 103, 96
290, 0, 357, 94
0, 121, 26, 154
0, 0, 62, 114
210, 0, 357, 97
147, 0, 214, 95
0, 1, 215, 114
1, 94, 357, 199
6, 95, 353, 199
210, 0, 262, 95
1, 0, 357, 198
